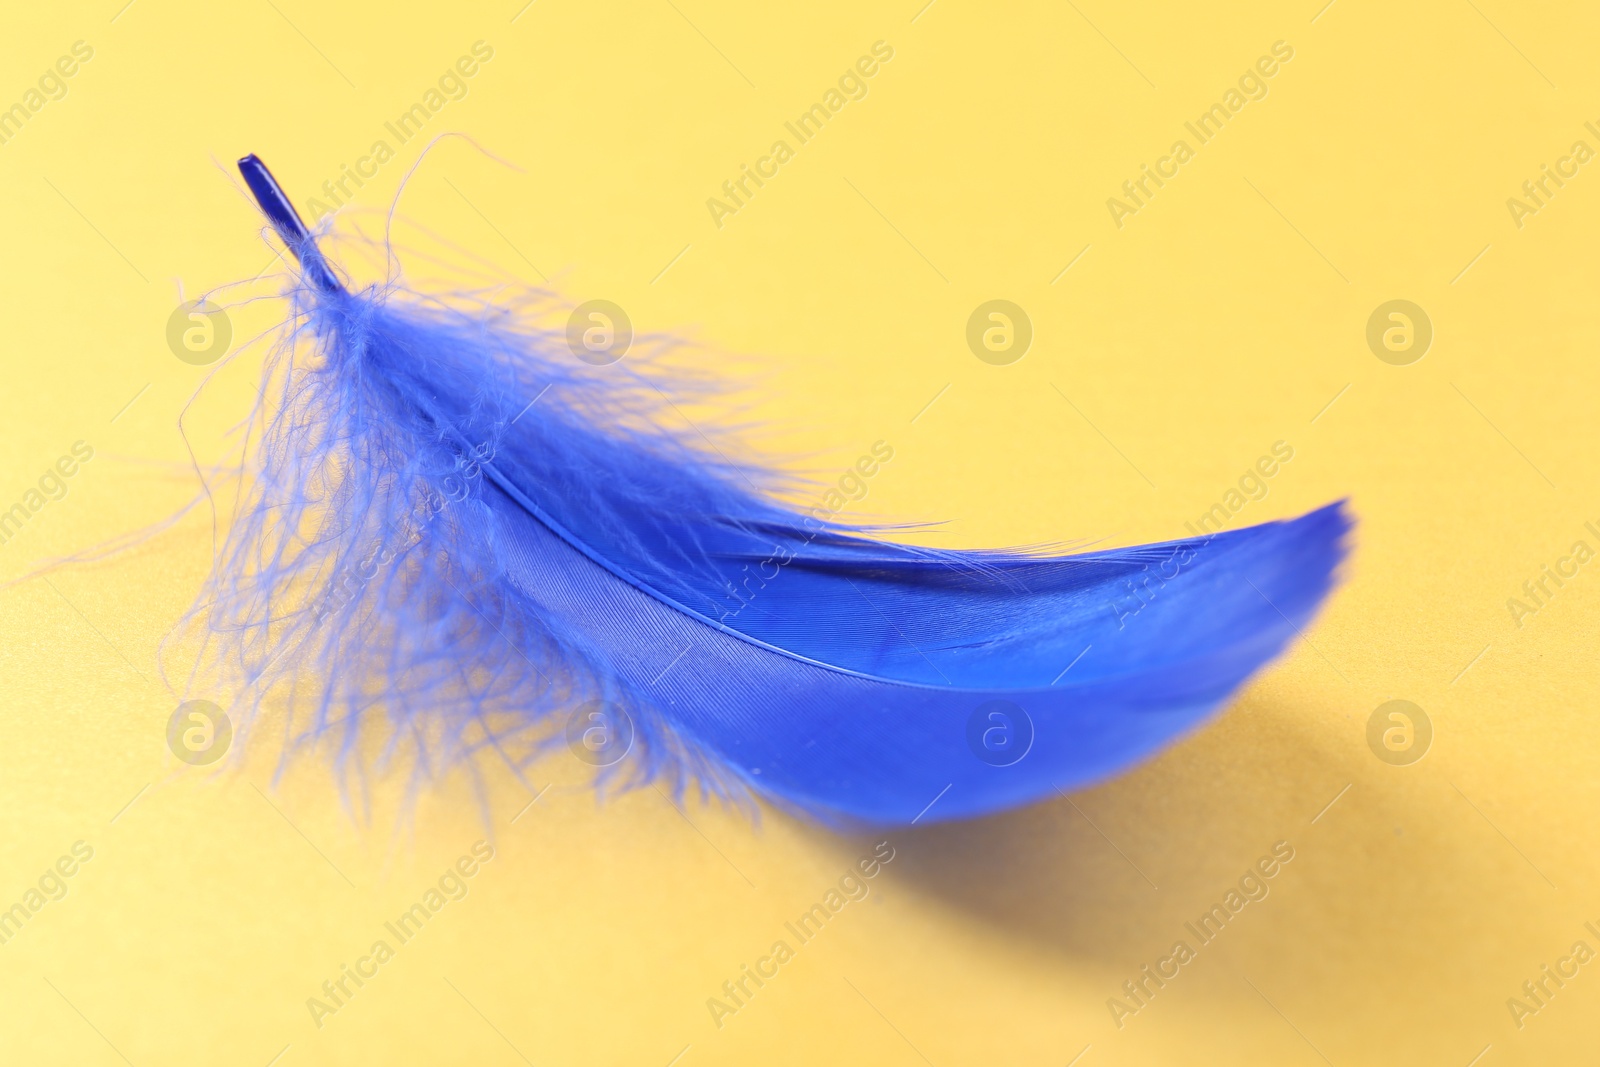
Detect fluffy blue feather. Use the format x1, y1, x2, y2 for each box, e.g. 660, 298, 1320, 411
181, 157, 1351, 826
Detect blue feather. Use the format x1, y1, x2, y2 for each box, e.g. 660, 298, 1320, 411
183, 157, 1351, 826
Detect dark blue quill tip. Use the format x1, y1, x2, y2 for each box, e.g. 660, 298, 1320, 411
237, 153, 343, 294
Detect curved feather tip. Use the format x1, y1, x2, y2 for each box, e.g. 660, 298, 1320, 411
179, 156, 1353, 827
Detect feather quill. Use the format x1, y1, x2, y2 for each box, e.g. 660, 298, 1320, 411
180, 155, 1351, 826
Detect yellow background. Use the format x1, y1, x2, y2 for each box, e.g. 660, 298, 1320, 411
2, 0, 1598, 1063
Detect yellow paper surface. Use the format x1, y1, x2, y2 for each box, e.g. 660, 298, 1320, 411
2, 1, 1597, 1063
